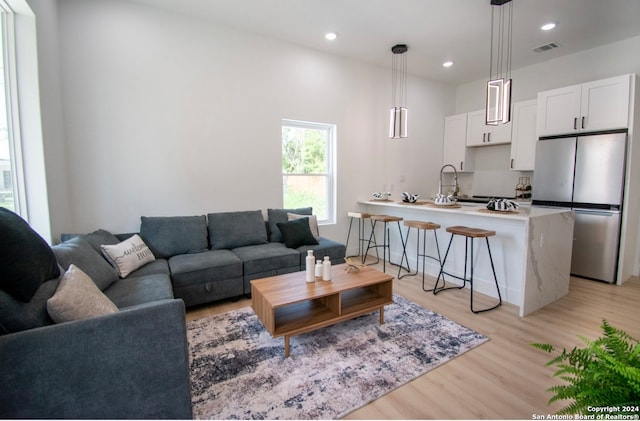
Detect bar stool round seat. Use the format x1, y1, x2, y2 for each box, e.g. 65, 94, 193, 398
364, 215, 407, 273
434, 225, 502, 313
397, 220, 442, 292
345, 211, 378, 264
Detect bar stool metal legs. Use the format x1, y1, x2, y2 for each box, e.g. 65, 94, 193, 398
434, 226, 502, 313
396, 221, 443, 292
364, 215, 408, 274
345, 212, 378, 264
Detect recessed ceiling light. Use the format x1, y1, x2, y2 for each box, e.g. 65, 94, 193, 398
442, 61, 454, 68
541, 22, 557, 31
324, 32, 338, 41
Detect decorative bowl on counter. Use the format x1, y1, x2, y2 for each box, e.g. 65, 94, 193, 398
486, 198, 519, 212
372, 192, 391, 200
434, 193, 456, 205
401, 192, 420, 203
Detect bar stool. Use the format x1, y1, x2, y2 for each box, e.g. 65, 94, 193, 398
397, 220, 443, 292
345, 211, 378, 264
365, 215, 408, 273
434, 225, 502, 313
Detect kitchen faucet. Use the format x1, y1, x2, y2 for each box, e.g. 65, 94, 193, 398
439, 164, 458, 197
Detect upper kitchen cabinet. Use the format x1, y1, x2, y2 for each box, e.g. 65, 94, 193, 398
537, 74, 631, 137
442, 113, 474, 172
510, 99, 537, 171
466, 109, 512, 146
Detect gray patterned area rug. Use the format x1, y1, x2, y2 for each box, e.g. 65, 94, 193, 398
187, 294, 488, 420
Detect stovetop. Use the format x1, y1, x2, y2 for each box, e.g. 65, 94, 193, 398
456, 195, 516, 204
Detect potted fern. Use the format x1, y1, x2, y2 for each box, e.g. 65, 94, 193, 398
531, 320, 640, 415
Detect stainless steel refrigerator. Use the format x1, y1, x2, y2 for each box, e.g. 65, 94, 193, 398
532, 130, 627, 284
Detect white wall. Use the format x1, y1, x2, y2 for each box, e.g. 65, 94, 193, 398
35, 0, 454, 242
27, 0, 70, 243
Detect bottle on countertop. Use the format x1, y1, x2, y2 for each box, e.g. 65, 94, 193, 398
305, 250, 315, 283
315, 260, 322, 281
322, 256, 331, 281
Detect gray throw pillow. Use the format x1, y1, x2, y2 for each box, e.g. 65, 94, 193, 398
0, 207, 61, 302
52, 236, 119, 291
140, 215, 208, 259
47, 264, 118, 323
267, 207, 312, 242
82, 229, 121, 253
208, 210, 268, 250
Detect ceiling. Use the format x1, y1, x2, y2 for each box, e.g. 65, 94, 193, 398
129, 0, 640, 85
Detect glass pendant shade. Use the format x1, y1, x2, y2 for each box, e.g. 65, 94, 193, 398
486, 77, 511, 125
389, 107, 408, 138
486, 0, 513, 125
389, 44, 408, 138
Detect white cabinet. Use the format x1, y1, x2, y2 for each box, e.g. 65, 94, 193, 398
466, 109, 512, 146
510, 99, 537, 171
442, 113, 473, 172
537, 74, 631, 137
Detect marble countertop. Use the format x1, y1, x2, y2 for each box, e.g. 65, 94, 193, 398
359, 199, 571, 221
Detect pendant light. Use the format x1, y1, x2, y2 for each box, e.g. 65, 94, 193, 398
486, 0, 513, 125
389, 44, 408, 138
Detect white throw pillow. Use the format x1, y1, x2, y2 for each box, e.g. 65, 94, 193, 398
101, 234, 156, 278
287, 213, 320, 241
47, 264, 118, 323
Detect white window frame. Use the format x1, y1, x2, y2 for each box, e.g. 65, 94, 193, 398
281, 119, 336, 225
0, 2, 27, 217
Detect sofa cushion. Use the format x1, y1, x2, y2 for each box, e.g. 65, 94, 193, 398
101, 234, 156, 278
140, 215, 208, 259
208, 210, 268, 250
168, 250, 242, 289
277, 218, 319, 249
267, 207, 312, 242
0, 207, 61, 302
0, 278, 59, 334
83, 229, 121, 252
288, 212, 320, 240
232, 242, 300, 275
127, 258, 170, 277
47, 264, 118, 323
296, 237, 347, 266
103, 274, 174, 308
52, 236, 118, 291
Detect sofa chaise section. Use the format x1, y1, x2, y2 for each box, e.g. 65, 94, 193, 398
140, 215, 244, 307
169, 249, 243, 307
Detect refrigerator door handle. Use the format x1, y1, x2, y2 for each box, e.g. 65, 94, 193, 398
574, 209, 620, 217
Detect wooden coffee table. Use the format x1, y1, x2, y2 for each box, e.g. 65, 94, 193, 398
251, 264, 393, 357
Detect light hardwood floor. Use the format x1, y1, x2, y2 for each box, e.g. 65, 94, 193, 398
186, 262, 640, 419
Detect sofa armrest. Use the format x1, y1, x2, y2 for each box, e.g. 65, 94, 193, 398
0, 299, 193, 419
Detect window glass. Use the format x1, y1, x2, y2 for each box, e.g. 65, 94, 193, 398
0, 11, 14, 211
282, 119, 335, 224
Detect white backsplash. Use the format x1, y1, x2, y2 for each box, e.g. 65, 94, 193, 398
447, 144, 534, 198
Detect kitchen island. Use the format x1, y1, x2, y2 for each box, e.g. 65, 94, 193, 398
358, 200, 574, 316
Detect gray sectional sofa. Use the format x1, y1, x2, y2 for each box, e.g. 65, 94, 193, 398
0, 206, 345, 419
0, 208, 192, 419
124, 207, 345, 307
